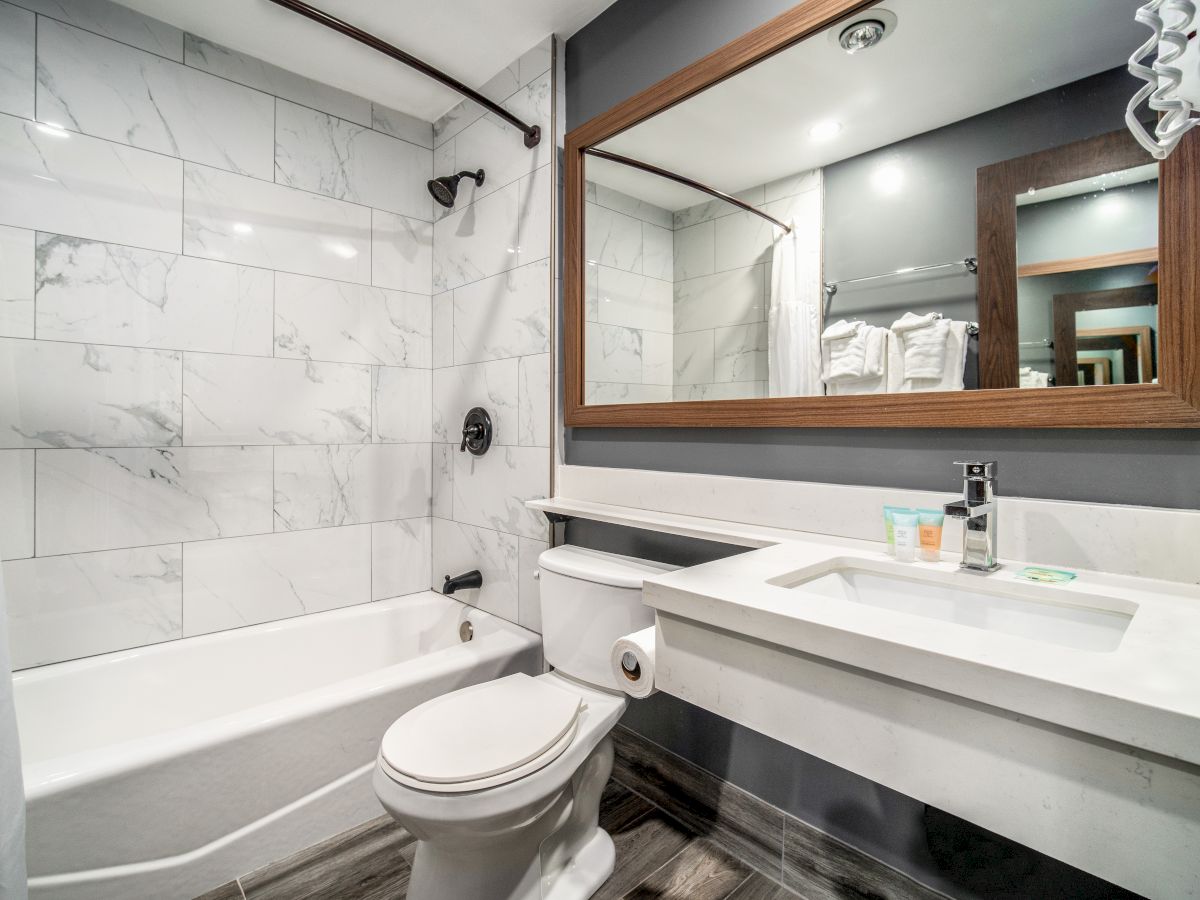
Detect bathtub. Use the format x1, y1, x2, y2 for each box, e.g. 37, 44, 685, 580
13, 592, 541, 900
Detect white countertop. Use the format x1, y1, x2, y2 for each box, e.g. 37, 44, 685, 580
529, 496, 1200, 766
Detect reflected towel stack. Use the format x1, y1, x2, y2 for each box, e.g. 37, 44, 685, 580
1019, 367, 1050, 388
821, 320, 890, 394
888, 312, 968, 392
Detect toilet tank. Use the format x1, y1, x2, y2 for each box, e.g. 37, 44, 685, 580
536, 546, 678, 689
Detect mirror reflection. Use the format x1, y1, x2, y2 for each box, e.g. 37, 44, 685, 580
582, 0, 1157, 404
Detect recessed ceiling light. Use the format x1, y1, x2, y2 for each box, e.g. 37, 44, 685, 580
809, 120, 842, 141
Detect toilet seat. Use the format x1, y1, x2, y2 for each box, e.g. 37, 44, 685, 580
380, 673, 584, 794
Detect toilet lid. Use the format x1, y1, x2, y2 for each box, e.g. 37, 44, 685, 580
380, 674, 583, 786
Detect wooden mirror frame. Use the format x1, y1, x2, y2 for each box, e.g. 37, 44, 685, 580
563, 0, 1200, 428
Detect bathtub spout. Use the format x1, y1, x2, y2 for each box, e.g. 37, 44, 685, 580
442, 571, 483, 595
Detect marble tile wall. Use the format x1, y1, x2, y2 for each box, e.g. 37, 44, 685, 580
0, 0, 444, 668
583, 182, 674, 405
429, 39, 554, 633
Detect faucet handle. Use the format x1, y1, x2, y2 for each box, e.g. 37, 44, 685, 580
953, 460, 997, 480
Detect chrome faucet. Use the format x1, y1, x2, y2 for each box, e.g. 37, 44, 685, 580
943, 460, 999, 572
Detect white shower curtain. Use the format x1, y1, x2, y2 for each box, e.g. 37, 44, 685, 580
768, 183, 824, 397
0, 568, 26, 900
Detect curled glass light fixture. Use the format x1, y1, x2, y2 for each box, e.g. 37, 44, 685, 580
1126, 0, 1200, 159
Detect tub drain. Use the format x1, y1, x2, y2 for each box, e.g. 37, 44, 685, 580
459, 620, 474, 642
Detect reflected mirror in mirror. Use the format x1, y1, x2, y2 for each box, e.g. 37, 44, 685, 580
581, 0, 1157, 405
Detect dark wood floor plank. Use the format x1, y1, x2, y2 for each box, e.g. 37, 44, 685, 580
625, 839, 752, 900
241, 816, 414, 900
726, 871, 806, 900
600, 779, 656, 832
593, 806, 695, 900
192, 881, 245, 900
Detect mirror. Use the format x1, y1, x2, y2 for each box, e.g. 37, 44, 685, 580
578, 0, 1165, 407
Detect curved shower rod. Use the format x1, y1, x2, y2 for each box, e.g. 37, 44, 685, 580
584, 148, 791, 233
265, 0, 541, 148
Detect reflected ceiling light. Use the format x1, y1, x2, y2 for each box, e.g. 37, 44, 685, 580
871, 163, 905, 195
809, 120, 842, 141
833, 9, 897, 55
35, 122, 70, 138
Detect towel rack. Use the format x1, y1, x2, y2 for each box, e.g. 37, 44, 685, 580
823, 257, 978, 318
1019, 338, 1054, 349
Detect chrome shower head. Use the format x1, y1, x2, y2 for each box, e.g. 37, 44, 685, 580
427, 169, 485, 208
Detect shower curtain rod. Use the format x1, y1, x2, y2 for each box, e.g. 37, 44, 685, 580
265, 0, 541, 148
584, 148, 791, 233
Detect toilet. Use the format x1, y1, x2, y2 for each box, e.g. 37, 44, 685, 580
373, 545, 676, 900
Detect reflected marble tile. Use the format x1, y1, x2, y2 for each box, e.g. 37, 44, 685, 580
585, 382, 673, 405
0, 450, 34, 560
597, 267, 671, 333
433, 358, 519, 445
432, 443, 453, 519
182, 354, 370, 446
586, 322, 642, 384
452, 259, 549, 365
673, 185, 765, 230
585, 262, 599, 323
675, 381, 766, 401
5, 543, 182, 669
371, 209, 433, 294
273, 443, 430, 531
183, 163, 371, 284
372, 518, 431, 600
673, 220, 716, 282
0, 2, 34, 119
673, 331, 715, 386
37, 19, 274, 178
182, 525, 371, 637
518, 354, 550, 448
518, 536, 547, 633
274, 272, 431, 367
431, 518, 517, 621
432, 292, 453, 368
517, 165, 552, 267
642, 332, 673, 386
374, 366, 432, 443
585, 203, 642, 274
452, 445, 549, 541
0, 225, 34, 338
371, 103, 433, 149
714, 211, 775, 272
715, 323, 768, 383
275, 100, 432, 221
433, 180, 519, 292
0, 115, 182, 253
594, 184, 672, 230
0, 338, 182, 449
9, 0, 183, 60
184, 34, 368, 125
642, 222, 674, 282
674, 266, 766, 333
36, 234, 273, 355
36, 446, 273, 556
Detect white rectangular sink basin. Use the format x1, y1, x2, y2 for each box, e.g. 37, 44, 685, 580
778, 562, 1135, 652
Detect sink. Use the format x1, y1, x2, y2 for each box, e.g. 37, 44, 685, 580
774, 561, 1134, 652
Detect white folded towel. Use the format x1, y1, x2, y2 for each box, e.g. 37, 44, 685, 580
892, 312, 952, 379
1019, 367, 1050, 388
828, 330, 892, 395
888, 320, 968, 393
821, 320, 867, 383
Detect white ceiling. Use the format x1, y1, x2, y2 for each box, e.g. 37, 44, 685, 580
114, 0, 616, 122
594, 0, 1145, 210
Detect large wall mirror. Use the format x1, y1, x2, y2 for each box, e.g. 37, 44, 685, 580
564, 0, 1200, 427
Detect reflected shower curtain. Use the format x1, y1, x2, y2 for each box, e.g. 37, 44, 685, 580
768, 180, 824, 397
0, 568, 25, 900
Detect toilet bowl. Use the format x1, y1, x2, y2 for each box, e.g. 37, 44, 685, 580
373, 546, 676, 900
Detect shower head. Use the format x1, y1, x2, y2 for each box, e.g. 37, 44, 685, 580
428, 169, 485, 208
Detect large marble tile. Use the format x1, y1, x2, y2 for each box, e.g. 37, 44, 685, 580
593, 184, 672, 230
452, 444, 549, 541
763, 169, 820, 204
8, 0, 182, 60
517, 535, 546, 633
4, 544, 182, 669
36, 446, 273, 556
433, 95, 487, 149
452, 259, 549, 365
597, 267, 672, 333
431, 517, 517, 621
642, 331, 674, 386
518, 38, 553, 88
0, 2, 34, 119
183, 34, 368, 125
183, 163, 371, 284
372, 518, 432, 601
371, 209, 433, 294
714, 210, 776, 272
0, 225, 34, 338
431, 443, 453, 519
431, 291, 453, 368
371, 103, 433, 149
586, 322, 643, 384
35, 234, 272, 355
585, 382, 673, 405
674, 265, 766, 333
518, 353, 550, 447
182, 354, 370, 446
585, 203, 642, 274
374, 366, 432, 443
0, 450, 34, 560
274, 272, 431, 368
432, 179, 519, 292
0, 337, 182, 448
673, 331, 715, 386
0, 115, 182, 253
516, 164, 552, 266
37, 19, 273, 178
275, 100, 432, 220
454, 71, 550, 201
715, 323, 768, 383
673, 220, 716, 281
182, 525, 371, 636
432, 358, 519, 446
273, 443, 430, 531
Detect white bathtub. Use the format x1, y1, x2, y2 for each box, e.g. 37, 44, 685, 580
13, 592, 541, 900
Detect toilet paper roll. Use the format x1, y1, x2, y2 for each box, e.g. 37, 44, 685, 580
610, 626, 657, 699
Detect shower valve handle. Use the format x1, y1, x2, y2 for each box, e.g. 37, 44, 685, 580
459, 407, 493, 456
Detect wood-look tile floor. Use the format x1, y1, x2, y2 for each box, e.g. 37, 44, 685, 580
198, 780, 801, 900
